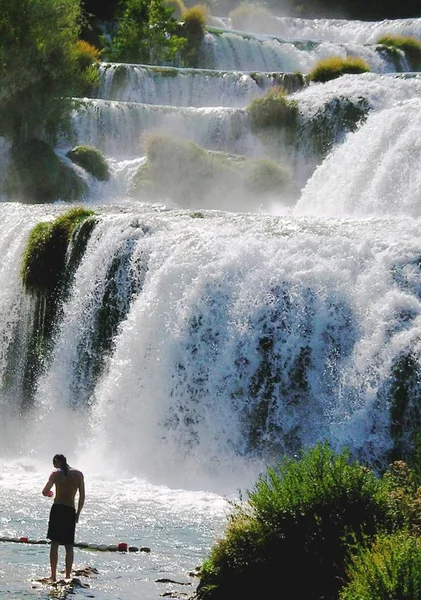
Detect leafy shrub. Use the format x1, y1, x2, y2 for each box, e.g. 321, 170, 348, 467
308, 56, 370, 83
5, 139, 87, 203
340, 531, 421, 600
377, 35, 421, 70
66, 145, 110, 181
195, 443, 396, 600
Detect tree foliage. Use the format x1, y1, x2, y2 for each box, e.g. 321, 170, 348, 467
0, 0, 99, 143
104, 0, 186, 65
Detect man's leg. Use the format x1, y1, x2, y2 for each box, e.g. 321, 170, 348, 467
64, 544, 74, 579
50, 541, 59, 582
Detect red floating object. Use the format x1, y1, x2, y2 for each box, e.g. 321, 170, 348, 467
19, 536, 29, 543
117, 542, 128, 552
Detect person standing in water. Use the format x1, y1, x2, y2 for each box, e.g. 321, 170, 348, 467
42, 454, 85, 582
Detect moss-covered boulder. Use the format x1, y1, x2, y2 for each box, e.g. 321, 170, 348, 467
4, 139, 87, 203
376, 35, 421, 71
21, 207, 96, 295
66, 145, 110, 181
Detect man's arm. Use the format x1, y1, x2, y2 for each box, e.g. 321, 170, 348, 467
42, 471, 56, 497
76, 472, 85, 522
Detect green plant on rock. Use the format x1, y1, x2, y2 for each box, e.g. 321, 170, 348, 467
21, 207, 96, 296
194, 443, 397, 600
308, 56, 370, 83
4, 139, 87, 203
247, 87, 299, 157
376, 35, 421, 71
66, 145, 110, 181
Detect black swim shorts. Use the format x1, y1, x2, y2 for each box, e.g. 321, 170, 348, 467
47, 503, 76, 545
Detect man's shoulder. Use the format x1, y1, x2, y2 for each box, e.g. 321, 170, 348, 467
69, 468, 84, 478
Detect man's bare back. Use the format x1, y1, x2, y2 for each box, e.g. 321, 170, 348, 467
49, 468, 84, 508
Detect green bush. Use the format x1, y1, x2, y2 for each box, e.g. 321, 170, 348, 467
21, 207, 96, 295
308, 56, 370, 83
195, 443, 396, 600
340, 531, 421, 600
247, 86, 299, 131
66, 145, 110, 181
377, 35, 421, 71
5, 139, 87, 203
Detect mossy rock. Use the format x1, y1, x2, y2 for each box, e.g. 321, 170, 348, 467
376, 35, 421, 71
66, 145, 110, 182
247, 87, 299, 132
5, 139, 87, 203
21, 207, 96, 295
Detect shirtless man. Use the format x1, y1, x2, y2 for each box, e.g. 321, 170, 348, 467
42, 454, 85, 582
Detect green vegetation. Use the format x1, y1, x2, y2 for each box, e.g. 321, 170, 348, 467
194, 444, 421, 600
131, 133, 296, 208
18, 207, 96, 404
4, 140, 87, 203
0, 0, 100, 144
21, 207, 96, 295
247, 86, 299, 131
340, 531, 421, 600
377, 35, 421, 71
308, 56, 370, 83
103, 0, 187, 65
179, 4, 209, 67
164, 0, 186, 19
67, 145, 110, 181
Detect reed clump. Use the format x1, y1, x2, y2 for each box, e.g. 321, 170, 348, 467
229, 3, 276, 35
308, 56, 370, 83
66, 145, 110, 181
377, 35, 421, 70
194, 443, 421, 600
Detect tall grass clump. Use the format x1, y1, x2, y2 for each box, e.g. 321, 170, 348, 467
377, 35, 421, 71
308, 56, 370, 83
194, 443, 395, 600
340, 531, 421, 600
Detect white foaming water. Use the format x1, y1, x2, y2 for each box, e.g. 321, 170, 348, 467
70, 99, 255, 158
96, 63, 303, 107
200, 30, 396, 72
295, 97, 421, 217
244, 16, 421, 44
